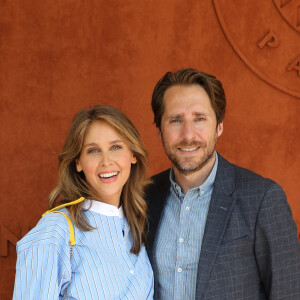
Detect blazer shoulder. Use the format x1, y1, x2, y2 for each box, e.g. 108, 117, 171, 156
148, 169, 170, 190
230, 161, 284, 197
232, 163, 278, 186
150, 169, 171, 185
217, 154, 283, 197
145, 169, 171, 202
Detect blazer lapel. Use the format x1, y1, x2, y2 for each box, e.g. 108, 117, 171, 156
195, 155, 236, 299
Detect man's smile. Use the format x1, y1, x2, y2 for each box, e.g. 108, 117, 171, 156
178, 146, 200, 152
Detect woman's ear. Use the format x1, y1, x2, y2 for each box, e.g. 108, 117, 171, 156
131, 154, 137, 164
76, 159, 83, 172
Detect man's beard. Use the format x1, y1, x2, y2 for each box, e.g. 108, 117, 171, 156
161, 136, 217, 176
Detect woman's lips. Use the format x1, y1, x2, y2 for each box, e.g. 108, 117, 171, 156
98, 171, 120, 183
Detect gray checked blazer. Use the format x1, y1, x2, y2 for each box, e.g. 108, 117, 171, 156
146, 154, 300, 299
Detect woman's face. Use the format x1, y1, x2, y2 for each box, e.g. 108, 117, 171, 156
76, 120, 136, 207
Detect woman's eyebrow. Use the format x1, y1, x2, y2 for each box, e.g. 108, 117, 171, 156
109, 140, 123, 144
82, 142, 98, 148
82, 140, 124, 148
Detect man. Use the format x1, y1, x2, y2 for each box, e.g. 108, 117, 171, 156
146, 68, 300, 299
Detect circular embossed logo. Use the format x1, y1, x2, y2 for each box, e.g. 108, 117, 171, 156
213, 0, 300, 98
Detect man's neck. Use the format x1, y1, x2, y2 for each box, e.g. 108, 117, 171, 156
173, 154, 216, 195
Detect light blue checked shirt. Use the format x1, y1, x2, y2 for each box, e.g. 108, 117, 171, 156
153, 153, 218, 300
13, 200, 153, 299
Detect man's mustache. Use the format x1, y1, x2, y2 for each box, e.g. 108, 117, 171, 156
174, 140, 206, 148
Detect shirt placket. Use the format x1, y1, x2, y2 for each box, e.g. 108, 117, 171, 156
173, 193, 194, 300
115, 217, 136, 277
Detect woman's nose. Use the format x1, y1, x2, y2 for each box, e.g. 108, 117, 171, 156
100, 153, 112, 166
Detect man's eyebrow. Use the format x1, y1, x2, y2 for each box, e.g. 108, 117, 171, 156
167, 113, 184, 118
168, 112, 206, 118
193, 112, 207, 116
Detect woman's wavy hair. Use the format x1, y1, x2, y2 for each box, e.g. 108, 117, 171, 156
48, 105, 150, 254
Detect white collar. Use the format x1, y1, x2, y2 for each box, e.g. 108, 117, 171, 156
83, 199, 124, 218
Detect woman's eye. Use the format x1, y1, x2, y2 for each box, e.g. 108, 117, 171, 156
87, 148, 99, 154
112, 145, 121, 150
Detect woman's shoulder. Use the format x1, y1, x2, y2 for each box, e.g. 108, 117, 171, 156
16, 208, 71, 253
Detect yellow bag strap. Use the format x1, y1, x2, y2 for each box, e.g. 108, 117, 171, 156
42, 197, 85, 246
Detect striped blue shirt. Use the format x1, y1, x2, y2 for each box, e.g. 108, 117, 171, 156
153, 154, 218, 299
13, 200, 154, 299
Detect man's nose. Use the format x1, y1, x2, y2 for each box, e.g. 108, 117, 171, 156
181, 120, 196, 140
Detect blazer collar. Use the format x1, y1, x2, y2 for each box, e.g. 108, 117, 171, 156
213, 153, 235, 196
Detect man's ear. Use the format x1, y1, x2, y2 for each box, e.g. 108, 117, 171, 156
157, 128, 162, 140
76, 160, 83, 172
217, 122, 223, 137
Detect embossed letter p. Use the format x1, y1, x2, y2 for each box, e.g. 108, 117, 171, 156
258, 29, 280, 48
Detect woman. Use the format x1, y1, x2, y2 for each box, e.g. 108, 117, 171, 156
13, 105, 153, 299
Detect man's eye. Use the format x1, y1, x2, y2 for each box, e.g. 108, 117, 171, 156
196, 117, 205, 121
87, 148, 99, 153
112, 145, 121, 150
170, 119, 181, 123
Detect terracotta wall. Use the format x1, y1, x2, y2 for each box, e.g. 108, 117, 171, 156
0, 0, 299, 298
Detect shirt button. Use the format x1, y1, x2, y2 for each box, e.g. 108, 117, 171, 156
178, 267, 182, 272
200, 190, 204, 195
186, 206, 190, 211
130, 270, 134, 274
179, 238, 184, 243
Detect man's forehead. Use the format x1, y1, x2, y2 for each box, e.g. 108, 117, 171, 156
163, 94, 213, 116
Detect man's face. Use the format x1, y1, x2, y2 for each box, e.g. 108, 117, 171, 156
159, 84, 223, 175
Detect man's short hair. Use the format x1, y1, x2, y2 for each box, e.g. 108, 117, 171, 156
151, 68, 226, 129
